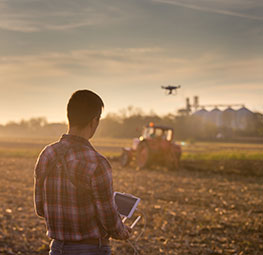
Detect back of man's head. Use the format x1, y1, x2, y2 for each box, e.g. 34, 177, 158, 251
67, 90, 104, 128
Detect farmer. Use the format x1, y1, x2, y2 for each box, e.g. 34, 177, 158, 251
34, 90, 131, 255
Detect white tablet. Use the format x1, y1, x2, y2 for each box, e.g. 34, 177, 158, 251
114, 192, 140, 218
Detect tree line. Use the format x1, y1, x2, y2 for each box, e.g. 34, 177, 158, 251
0, 107, 262, 142
0, 117, 67, 138
96, 109, 263, 141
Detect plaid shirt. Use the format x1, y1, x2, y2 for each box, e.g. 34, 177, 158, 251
34, 134, 126, 241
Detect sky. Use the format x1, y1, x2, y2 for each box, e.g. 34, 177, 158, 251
0, 0, 262, 124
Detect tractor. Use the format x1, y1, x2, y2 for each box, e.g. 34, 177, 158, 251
120, 123, 181, 170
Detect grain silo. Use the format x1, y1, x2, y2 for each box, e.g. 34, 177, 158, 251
193, 108, 209, 123
208, 108, 223, 127
222, 107, 237, 129
236, 107, 254, 130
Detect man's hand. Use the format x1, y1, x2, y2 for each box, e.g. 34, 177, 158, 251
113, 225, 132, 240
109, 224, 133, 240
121, 225, 132, 240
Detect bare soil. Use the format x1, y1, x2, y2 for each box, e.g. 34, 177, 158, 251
0, 156, 262, 255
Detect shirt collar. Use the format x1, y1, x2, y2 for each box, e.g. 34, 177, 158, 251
60, 134, 93, 148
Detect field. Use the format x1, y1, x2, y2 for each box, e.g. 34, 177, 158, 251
0, 137, 263, 255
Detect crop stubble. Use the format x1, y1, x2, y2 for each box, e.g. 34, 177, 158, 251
0, 154, 262, 255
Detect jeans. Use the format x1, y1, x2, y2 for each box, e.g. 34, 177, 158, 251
49, 239, 111, 255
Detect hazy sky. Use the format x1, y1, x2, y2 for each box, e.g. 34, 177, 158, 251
0, 0, 262, 124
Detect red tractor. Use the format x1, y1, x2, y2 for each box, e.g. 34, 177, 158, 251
120, 123, 181, 170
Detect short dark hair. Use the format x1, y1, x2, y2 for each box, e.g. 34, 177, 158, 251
67, 90, 104, 128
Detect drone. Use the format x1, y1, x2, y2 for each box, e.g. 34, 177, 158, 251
161, 85, 181, 95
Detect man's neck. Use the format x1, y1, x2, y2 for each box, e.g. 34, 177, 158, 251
68, 126, 91, 141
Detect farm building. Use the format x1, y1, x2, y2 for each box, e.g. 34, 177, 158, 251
193, 106, 255, 130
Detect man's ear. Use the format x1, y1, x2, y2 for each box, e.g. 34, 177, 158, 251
90, 116, 98, 128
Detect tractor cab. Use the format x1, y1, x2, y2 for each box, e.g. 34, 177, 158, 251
140, 123, 174, 142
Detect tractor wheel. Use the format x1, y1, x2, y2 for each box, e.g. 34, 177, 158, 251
136, 142, 151, 169
167, 150, 180, 170
169, 157, 180, 170
120, 150, 131, 167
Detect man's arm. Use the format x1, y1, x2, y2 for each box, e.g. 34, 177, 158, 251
33, 150, 49, 218
91, 158, 130, 240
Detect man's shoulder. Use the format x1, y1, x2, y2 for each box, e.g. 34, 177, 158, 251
38, 141, 59, 159
39, 139, 111, 171
34, 142, 61, 174
93, 151, 112, 172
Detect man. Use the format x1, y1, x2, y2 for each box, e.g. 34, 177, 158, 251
34, 90, 131, 255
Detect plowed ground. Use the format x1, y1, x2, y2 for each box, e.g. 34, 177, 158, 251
0, 154, 262, 255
